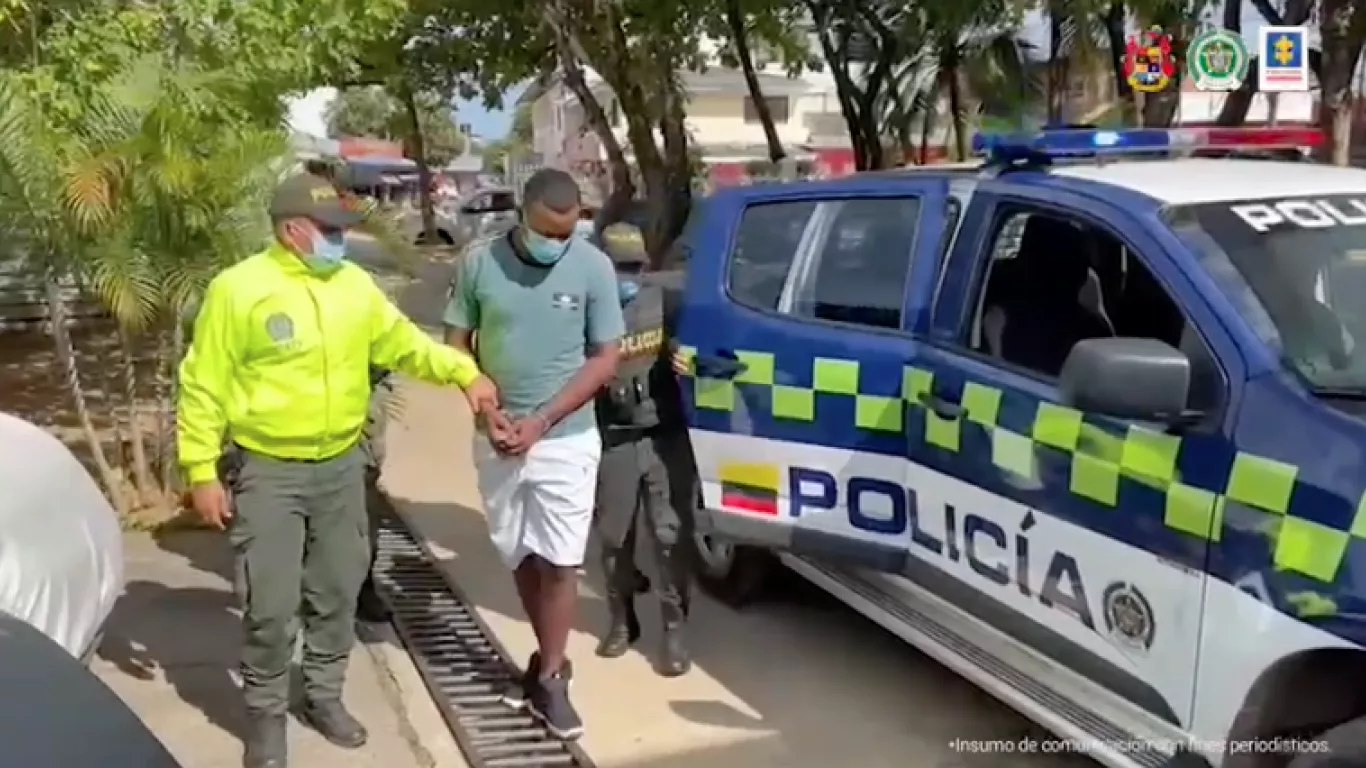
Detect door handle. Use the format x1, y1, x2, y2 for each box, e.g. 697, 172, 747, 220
694, 352, 749, 380
918, 391, 964, 420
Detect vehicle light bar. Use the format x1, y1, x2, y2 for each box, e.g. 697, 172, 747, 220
971, 127, 1324, 160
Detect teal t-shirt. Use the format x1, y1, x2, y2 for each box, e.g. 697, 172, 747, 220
444, 233, 626, 438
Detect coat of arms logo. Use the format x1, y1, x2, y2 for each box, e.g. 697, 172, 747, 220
1124, 26, 1177, 93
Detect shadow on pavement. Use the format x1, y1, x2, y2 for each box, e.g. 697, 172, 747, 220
97, 578, 246, 740
152, 527, 234, 582
389, 495, 1068, 765
387, 499, 610, 643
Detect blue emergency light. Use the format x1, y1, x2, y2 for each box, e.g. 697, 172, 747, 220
971, 126, 1324, 163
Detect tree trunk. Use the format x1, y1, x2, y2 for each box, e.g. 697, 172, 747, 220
152, 323, 172, 492
919, 104, 935, 164
161, 319, 185, 494
1104, 1, 1138, 124
46, 280, 128, 515
1047, 10, 1064, 124
946, 64, 969, 161
118, 326, 155, 504
1318, 0, 1366, 165
725, 0, 785, 163
399, 84, 438, 243
558, 51, 636, 226
655, 72, 694, 265
1138, 28, 1185, 129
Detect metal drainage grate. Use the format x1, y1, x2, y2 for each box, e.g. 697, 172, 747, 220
373, 511, 597, 768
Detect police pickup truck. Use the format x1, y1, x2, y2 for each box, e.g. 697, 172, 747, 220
674, 127, 1366, 768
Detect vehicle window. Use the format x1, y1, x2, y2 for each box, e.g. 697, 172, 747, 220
968, 208, 1220, 410
488, 192, 516, 212
789, 198, 921, 330
727, 201, 817, 310
1168, 195, 1366, 393
464, 194, 489, 213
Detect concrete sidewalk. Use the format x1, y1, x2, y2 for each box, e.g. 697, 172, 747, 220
92, 531, 468, 768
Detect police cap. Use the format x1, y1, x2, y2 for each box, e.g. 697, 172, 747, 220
269, 172, 363, 228
600, 222, 647, 266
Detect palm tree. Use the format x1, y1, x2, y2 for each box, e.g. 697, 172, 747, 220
0, 72, 131, 512
884, 17, 1038, 161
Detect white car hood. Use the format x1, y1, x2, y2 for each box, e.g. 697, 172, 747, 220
0, 412, 123, 658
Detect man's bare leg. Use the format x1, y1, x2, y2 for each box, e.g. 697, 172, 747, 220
533, 558, 578, 676
513, 558, 546, 647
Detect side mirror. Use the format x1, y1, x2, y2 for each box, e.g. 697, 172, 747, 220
1059, 338, 1192, 422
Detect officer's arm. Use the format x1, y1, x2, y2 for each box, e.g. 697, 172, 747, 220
177, 278, 238, 486
368, 279, 482, 388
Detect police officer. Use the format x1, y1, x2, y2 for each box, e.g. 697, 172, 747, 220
356, 366, 394, 623
592, 222, 695, 677
178, 172, 499, 768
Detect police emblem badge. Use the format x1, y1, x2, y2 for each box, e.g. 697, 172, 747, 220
1102, 581, 1156, 652
265, 312, 294, 343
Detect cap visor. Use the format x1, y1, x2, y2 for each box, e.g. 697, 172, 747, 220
314, 205, 364, 228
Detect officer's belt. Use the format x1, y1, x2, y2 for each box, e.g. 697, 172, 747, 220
231, 439, 359, 464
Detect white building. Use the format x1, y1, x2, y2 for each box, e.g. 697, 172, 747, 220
526, 41, 851, 173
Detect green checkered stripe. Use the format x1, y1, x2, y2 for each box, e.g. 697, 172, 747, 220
677, 346, 1361, 584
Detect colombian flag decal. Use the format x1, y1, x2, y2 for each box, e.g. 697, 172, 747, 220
719, 462, 781, 516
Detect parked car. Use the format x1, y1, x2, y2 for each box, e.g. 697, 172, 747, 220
0, 608, 181, 768
0, 411, 123, 661
674, 126, 1366, 768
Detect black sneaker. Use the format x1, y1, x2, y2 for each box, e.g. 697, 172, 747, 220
500, 652, 540, 709
243, 713, 287, 768
527, 663, 584, 741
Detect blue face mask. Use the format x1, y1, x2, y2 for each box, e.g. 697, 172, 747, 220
304, 230, 347, 273
618, 279, 639, 306
523, 229, 569, 266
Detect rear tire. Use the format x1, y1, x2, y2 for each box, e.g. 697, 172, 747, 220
689, 530, 776, 609
1288, 716, 1366, 767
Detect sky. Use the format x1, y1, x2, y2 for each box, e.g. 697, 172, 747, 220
287, 5, 1297, 141
287, 84, 528, 142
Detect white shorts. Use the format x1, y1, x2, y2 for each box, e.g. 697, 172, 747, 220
473, 429, 602, 569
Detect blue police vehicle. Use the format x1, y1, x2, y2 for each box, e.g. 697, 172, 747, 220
675, 127, 1366, 768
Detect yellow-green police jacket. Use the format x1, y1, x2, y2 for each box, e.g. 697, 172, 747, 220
177, 243, 481, 485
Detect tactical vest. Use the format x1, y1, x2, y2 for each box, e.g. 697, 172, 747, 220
597, 276, 681, 435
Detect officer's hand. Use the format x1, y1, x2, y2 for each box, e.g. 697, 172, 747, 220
501, 414, 549, 456
189, 480, 232, 530
483, 409, 516, 451
462, 375, 500, 417
670, 349, 690, 376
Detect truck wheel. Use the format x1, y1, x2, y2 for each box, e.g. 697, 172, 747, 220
689, 531, 775, 609
1288, 716, 1366, 767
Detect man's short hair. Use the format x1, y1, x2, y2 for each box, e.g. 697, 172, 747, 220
522, 168, 581, 213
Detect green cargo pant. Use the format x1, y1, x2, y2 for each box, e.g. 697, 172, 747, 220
228, 444, 369, 716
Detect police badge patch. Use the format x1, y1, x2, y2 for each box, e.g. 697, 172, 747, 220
1102, 581, 1156, 652
265, 312, 294, 343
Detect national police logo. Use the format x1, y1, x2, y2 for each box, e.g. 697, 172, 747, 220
265, 312, 294, 343
1102, 582, 1156, 652
1189, 28, 1249, 91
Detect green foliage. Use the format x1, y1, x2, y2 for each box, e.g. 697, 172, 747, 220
325, 86, 467, 166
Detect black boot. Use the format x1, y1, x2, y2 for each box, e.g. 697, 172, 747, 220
300, 700, 368, 749
356, 577, 391, 623
657, 622, 692, 677
595, 597, 640, 658
655, 545, 692, 677
243, 713, 288, 768
596, 548, 644, 658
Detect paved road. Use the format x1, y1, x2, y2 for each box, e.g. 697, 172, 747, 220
384, 256, 1102, 768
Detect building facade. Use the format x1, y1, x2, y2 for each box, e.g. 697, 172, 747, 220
526, 43, 859, 183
